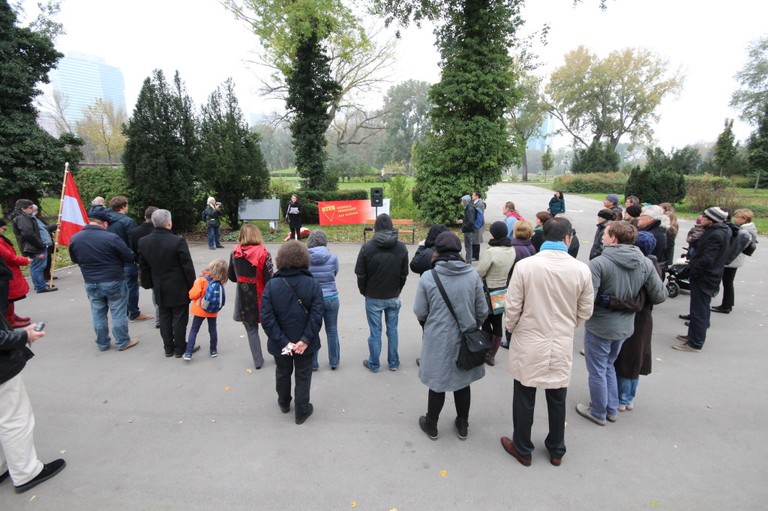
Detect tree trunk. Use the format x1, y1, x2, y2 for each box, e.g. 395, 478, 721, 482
521, 151, 529, 182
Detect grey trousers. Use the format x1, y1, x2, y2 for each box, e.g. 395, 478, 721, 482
244, 321, 265, 368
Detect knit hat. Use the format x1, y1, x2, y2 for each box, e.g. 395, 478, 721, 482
634, 231, 657, 257
489, 221, 508, 240
703, 207, 727, 223
605, 194, 620, 205
424, 224, 449, 248
374, 213, 393, 232
434, 231, 462, 254
597, 209, 615, 221
306, 229, 328, 248
625, 204, 642, 218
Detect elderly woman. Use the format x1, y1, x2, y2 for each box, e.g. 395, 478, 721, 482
261, 241, 324, 425
414, 232, 488, 441
713, 208, 758, 314
306, 230, 340, 370
0, 219, 31, 327
228, 224, 274, 369
476, 221, 515, 366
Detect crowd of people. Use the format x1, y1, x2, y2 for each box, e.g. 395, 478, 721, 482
0, 188, 760, 492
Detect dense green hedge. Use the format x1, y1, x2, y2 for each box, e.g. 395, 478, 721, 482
280, 190, 368, 224
684, 175, 737, 212
729, 175, 767, 189
552, 172, 628, 194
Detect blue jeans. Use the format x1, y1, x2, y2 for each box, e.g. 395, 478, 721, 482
124, 264, 140, 319
313, 296, 340, 369
365, 297, 400, 371
186, 315, 217, 355
207, 225, 220, 248
617, 377, 639, 406
584, 329, 626, 420
29, 252, 48, 292
84, 280, 130, 350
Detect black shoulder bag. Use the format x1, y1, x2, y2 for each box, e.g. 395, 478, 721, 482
431, 269, 490, 371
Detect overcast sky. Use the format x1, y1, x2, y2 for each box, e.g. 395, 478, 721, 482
19, 0, 767, 151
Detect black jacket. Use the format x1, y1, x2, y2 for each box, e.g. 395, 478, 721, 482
0, 316, 32, 385
11, 210, 45, 256
461, 206, 477, 233
590, 222, 608, 260
129, 221, 155, 263
688, 222, 731, 296
639, 220, 668, 266
355, 230, 409, 299
261, 268, 323, 357
138, 228, 196, 307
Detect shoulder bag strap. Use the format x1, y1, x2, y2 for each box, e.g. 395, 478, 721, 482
431, 269, 461, 330
281, 277, 308, 315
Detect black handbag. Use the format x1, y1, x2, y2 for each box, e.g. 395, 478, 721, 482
431, 269, 490, 371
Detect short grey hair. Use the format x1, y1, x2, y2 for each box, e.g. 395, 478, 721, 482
641, 205, 664, 221
151, 209, 172, 228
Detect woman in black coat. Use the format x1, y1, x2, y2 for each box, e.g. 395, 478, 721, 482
261, 241, 324, 425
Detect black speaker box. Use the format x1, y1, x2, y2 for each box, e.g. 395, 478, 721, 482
371, 187, 384, 207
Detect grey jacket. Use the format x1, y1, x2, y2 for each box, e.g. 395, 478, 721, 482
586, 244, 667, 340
414, 260, 488, 392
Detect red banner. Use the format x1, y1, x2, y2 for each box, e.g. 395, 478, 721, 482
318, 200, 389, 225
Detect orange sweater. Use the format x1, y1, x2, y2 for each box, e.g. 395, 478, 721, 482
189, 272, 221, 318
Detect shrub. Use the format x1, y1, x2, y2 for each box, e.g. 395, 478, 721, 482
625, 166, 686, 205
388, 174, 419, 219
280, 189, 368, 224
269, 177, 294, 198
74, 166, 133, 208
684, 175, 737, 212
553, 172, 628, 194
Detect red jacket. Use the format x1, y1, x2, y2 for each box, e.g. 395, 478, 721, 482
0, 235, 30, 300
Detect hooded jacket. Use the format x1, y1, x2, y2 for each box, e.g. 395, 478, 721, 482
725, 222, 758, 269
410, 224, 449, 275
228, 243, 273, 324
586, 244, 667, 340
308, 245, 339, 298
355, 230, 408, 299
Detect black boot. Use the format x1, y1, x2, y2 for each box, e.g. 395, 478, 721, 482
472, 244, 480, 261
419, 415, 438, 440
485, 335, 502, 366
455, 417, 469, 440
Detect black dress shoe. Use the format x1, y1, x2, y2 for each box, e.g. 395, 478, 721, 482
711, 306, 732, 314
679, 314, 690, 320
0, 469, 9, 483
14, 459, 66, 493
296, 403, 313, 425
37, 286, 58, 293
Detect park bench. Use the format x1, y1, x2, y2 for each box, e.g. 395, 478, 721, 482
363, 218, 415, 244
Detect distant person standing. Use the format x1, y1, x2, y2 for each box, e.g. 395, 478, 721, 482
285, 194, 302, 240
548, 191, 566, 216
603, 194, 623, 220
459, 195, 477, 262
503, 202, 524, 238
355, 214, 409, 373
307, 230, 341, 371
138, 209, 197, 358
30, 205, 56, 283
10, 200, 56, 293
471, 189, 486, 261
129, 206, 160, 328
202, 197, 224, 250
713, 208, 758, 314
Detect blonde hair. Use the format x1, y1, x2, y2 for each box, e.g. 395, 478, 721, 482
205, 259, 228, 282
238, 223, 264, 245
734, 208, 754, 223
513, 220, 533, 240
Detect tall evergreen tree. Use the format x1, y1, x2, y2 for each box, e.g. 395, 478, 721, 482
747, 103, 768, 189
285, 32, 341, 190
713, 119, 741, 177
570, 140, 619, 174
0, 1, 82, 214
199, 79, 270, 228
375, 0, 522, 224
122, 70, 198, 230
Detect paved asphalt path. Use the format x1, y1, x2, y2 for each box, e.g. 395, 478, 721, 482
4, 183, 766, 509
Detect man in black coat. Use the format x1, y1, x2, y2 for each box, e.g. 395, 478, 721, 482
130, 206, 160, 328
355, 214, 409, 372
674, 207, 731, 352
138, 209, 196, 358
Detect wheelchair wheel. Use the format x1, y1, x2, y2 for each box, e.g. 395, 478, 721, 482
667, 281, 680, 298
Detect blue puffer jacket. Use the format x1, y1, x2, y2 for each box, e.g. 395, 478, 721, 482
308, 246, 339, 299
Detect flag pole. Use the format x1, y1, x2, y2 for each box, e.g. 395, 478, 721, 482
48, 161, 69, 288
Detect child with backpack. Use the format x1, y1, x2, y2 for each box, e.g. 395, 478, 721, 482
184, 259, 227, 361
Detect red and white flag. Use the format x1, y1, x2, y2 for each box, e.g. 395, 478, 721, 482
58, 171, 89, 246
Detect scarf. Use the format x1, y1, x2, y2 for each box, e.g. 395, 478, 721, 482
540, 241, 568, 252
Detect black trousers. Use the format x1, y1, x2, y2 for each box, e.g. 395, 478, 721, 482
686, 280, 711, 350
275, 353, 313, 419
158, 304, 189, 355
512, 380, 567, 459
427, 386, 471, 421
719, 267, 737, 309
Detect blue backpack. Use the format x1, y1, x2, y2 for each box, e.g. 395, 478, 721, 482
473, 206, 484, 230
201, 276, 225, 313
